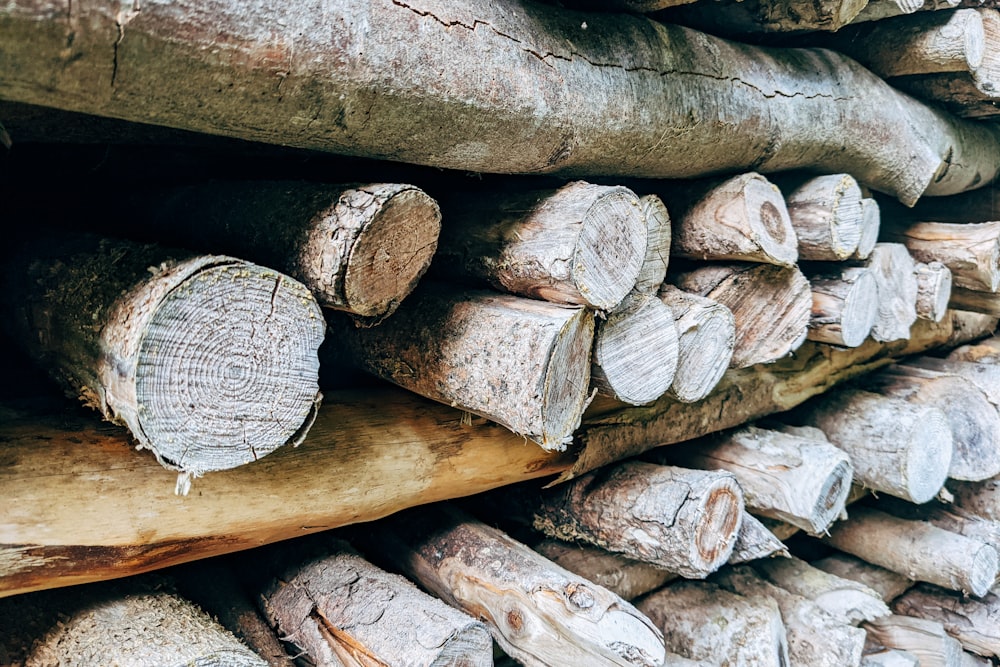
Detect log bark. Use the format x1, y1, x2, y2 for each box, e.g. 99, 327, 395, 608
915, 261, 954, 322
864, 614, 965, 667
655, 285, 735, 403
646, 424, 853, 535
532, 540, 676, 602
854, 197, 881, 261
431, 181, 647, 311
822, 505, 999, 597
865, 243, 920, 343
1, 233, 325, 483
634, 194, 672, 294
812, 552, 916, 603
879, 220, 1000, 293
327, 281, 595, 451
804, 264, 879, 347
947, 475, 1000, 522
4, 0, 1000, 205
893, 584, 1000, 659
349, 503, 667, 667
875, 495, 1000, 554
949, 286, 1000, 316
780, 173, 864, 261
669, 262, 812, 368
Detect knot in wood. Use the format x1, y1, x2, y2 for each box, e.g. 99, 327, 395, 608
564, 582, 595, 609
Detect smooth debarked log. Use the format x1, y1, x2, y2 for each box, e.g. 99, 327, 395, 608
893, 584, 1000, 658
804, 264, 879, 347
779, 173, 864, 261
327, 281, 595, 451
915, 261, 953, 322
864, 242, 920, 343
1, 233, 326, 485
879, 219, 1000, 293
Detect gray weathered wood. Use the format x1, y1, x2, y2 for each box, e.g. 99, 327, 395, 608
880, 220, 1000, 293
894, 584, 1000, 657
812, 552, 916, 604
781, 173, 864, 261
532, 540, 676, 602
805, 264, 879, 347
864, 614, 965, 667
915, 261, 954, 322
853, 197, 881, 261
865, 243, 920, 343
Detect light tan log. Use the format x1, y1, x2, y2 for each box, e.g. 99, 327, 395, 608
532, 540, 676, 602
669, 262, 812, 368
781, 173, 864, 261
5, 2, 1000, 205
634, 194, 672, 294
880, 220, 1000, 293
636, 579, 789, 665
823, 505, 999, 597
854, 197, 881, 261
949, 334, 1000, 363
866, 242, 920, 343
864, 614, 965, 667
728, 512, 791, 563
915, 261, 954, 322
654, 172, 798, 267
893, 583, 1000, 657
862, 649, 920, 667
896, 355, 1000, 409
805, 264, 879, 347
811, 552, 916, 604
646, 424, 852, 535
351, 503, 667, 667
2, 233, 325, 484
591, 291, 679, 405
527, 461, 744, 579
432, 181, 647, 311
713, 565, 867, 667
792, 388, 953, 503
655, 285, 735, 403
950, 286, 1000, 316
327, 281, 594, 451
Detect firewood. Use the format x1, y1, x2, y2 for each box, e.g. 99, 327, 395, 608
879, 220, 1000, 293
432, 181, 647, 311
1, 233, 326, 486
655, 285, 735, 403
804, 264, 879, 347
791, 388, 953, 503
948, 334, 1000, 363
669, 262, 812, 368
915, 261, 953, 322
865, 243, 920, 343
779, 173, 864, 261
876, 495, 1000, 554
851, 0, 960, 22
327, 281, 595, 451
822, 505, 999, 597
862, 649, 921, 667
864, 614, 965, 667
812, 552, 916, 604
893, 583, 1000, 657
5, 1, 1000, 205
728, 512, 791, 564
854, 197, 882, 261
532, 540, 676, 601
634, 194, 673, 294
949, 286, 1000, 316
895, 355, 1000, 410
646, 424, 853, 535
349, 503, 667, 667
636, 579, 790, 666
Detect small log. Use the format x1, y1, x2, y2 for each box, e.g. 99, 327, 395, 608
879, 220, 1000, 293
864, 614, 965, 667
780, 173, 864, 261
350, 503, 667, 667
527, 461, 745, 579
812, 552, 917, 604
822, 505, 999, 598
655, 285, 735, 403
432, 181, 647, 311
804, 264, 879, 347
791, 388, 953, 504
728, 512, 791, 564
893, 583, 1000, 657
865, 242, 920, 343
646, 424, 853, 535
949, 286, 1000, 317
532, 540, 676, 602
915, 261, 954, 322
854, 197, 881, 261
862, 649, 920, 667
669, 262, 812, 368
1, 233, 325, 484
877, 495, 1000, 555
327, 281, 595, 451
636, 579, 790, 666
634, 194, 672, 294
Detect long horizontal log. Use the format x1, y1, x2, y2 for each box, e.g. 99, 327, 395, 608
4, 0, 1000, 205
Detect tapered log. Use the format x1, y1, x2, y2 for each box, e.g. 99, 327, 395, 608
791, 388, 953, 503
636, 579, 790, 666
915, 261, 953, 322
532, 540, 676, 601
669, 262, 812, 368
864, 615, 965, 667
432, 181, 647, 311
4, 1, 1000, 205
729, 512, 791, 563
879, 220, 1000, 293
590, 291, 679, 405
865, 243, 920, 343
805, 264, 879, 347
653, 172, 798, 267
780, 173, 864, 261
1, 233, 325, 484
527, 461, 744, 578
646, 424, 853, 535
822, 506, 999, 597
655, 285, 735, 403
862, 649, 920, 667
635, 195, 673, 294
893, 583, 1000, 657
327, 281, 595, 451
350, 503, 667, 667
854, 198, 881, 261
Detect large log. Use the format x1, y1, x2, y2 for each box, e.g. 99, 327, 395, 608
1, 233, 326, 486
4, 0, 1000, 205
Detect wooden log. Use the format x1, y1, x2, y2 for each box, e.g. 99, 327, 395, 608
895, 355, 1000, 410
526, 461, 745, 578
948, 334, 1000, 363
822, 505, 999, 597
949, 285, 1000, 316
804, 264, 879, 347
728, 512, 791, 564
669, 262, 812, 368
257, 535, 493, 667
532, 540, 676, 602
1, 233, 326, 486
653, 172, 798, 267
349, 503, 667, 667
915, 261, 953, 322
878, 496, 1000, 553
4, 1, 1000, 205
327, 281, 595, 451
655, 285, 735, 403
646, 424, 853, 535
791, 388, 953, 503
854, 197, 881, 261
865, 242, 920, 343
432, 181, 647, 311
862, 649, 920, 667
864, 614, 965, 667
634, 194, 672, 294
947, 475, 1000, 522
659, 0, 870, 34
879, 220, 1000, 293
893, 583, 1000, 657
636, 579, 790, 666
851, 0, 960, 22
590, 291, 679, 405
812, 552, 916, 604
780, 173, 864, 261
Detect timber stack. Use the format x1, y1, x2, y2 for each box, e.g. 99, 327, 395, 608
8, 0, 1000, 664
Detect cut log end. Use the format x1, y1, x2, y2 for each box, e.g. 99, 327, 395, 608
807, 267, 878, 348
695, 481, 746, 570
573, 187, 647, 311
853, 198, 880, 261
914, 261, 953, 323
903, 407, 954, 504
744, 175, 798, 267
541, 305, 598, 451
785, 173, 864, 261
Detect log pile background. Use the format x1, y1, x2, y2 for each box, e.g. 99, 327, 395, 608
7, 0, 1000, 664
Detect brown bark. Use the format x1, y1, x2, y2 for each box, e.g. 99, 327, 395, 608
805, 264, 879, 348
879, 220, 1000, 293
864, 243, 920, 343
864, 615, 966, 667
532, 540, 676, 602
893, 584, 1000, 658
915, 261, 954, 322
780, 173, 864, 261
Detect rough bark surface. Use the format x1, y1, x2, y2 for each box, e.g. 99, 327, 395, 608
880, 220, 1000, 293
892, 584, 1000, 658
812, 552, 916, 604
864, 614, 965, 667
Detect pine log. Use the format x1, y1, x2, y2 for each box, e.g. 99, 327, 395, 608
532, 540, 676, 602
823, 506, 999, 597
780, 173, 864, 261
590, 291, 679, 406
729, 512, 791, 564
865, 242, 920, 343
655, 285, 735, 403
326, 281, 595, 451
812, 552, 916, 604
432, 181, 647, 311
526, 461, 745, 578
805, 264, 879, 347
669, 262, 812, 368
1, 233, 325, 484
646, 424, 853, 535
634, 194, 672, 294
349, 503, 667, 667
864, 615, 965, 667
636, 579, 790, 666
915, 261, 954, 322
4, 1, 1000, 205
879, 220, 1000, 293
862, 649, 921, 667
854, 197, 882, 261
893, 583, 1000, 657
